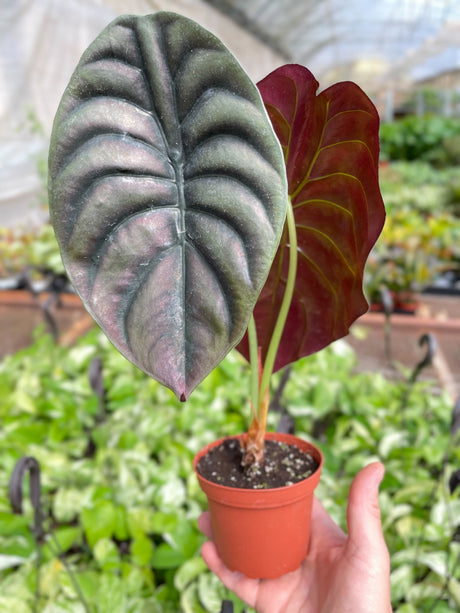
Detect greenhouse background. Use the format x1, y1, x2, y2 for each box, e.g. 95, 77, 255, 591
1, 1, 460, 612
3, 0, 460, 227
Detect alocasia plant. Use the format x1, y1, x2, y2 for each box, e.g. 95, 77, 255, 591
239, 65, 385, 462
49, 12, 385, 466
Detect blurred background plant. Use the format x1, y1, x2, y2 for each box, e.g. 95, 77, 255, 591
0, 329, 459, 612
380, 115, 460, 166
365, 206, 460, 308
0, 225, 64, 280
365, 121, 460, 309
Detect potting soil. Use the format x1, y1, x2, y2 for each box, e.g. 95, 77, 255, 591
196, 438, 319, 489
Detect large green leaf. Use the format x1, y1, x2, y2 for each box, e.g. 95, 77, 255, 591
238, 64, 385, 371
48, 12, 287, 400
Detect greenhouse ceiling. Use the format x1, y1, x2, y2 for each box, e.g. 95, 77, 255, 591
2, 0, 460, 227
204, 0, 460, 91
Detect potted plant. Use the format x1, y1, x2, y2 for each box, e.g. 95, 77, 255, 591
365, 207, 457, 313
0, 224, 87, 349
48, 12, 385, 579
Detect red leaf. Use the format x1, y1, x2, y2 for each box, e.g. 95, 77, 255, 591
237, 64, 385, 372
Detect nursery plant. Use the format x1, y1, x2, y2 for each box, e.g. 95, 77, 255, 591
0, 224, 65, 284
48, 11, 385, 578
1, 328, 459, 611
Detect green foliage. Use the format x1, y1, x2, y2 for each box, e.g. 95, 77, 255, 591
380, 115, 460, 165
0, 328, 458, 611
0, 224, 65, 278
0, 327, 250, 612
365, 206, 460, 298
442, 132, 460, 167
365, 160, 460, 301
284, 341, 460, 612
379, 162, 456, 215
379, 161, 460, 215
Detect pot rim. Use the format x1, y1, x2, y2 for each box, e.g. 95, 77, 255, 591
193, 431, 323, 499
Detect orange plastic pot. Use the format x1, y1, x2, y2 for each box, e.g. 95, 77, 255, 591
193, 431, 323, 579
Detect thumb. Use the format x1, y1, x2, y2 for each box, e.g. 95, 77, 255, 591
346, 462, 387, 554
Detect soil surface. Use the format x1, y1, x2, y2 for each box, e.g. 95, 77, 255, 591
196, 438, 319, 489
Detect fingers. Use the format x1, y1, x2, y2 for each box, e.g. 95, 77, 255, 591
200, 540, 258, 607
201, 540, 237, 581
197, 511, 213, 539
198, 512, 259, 607
345, 463, 392, 611
200, 540, 228, 575
346, 462, 389, 559
309, 497, 345, 552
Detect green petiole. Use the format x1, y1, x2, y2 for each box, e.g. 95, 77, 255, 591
248, 197, 298, 423
247, 314, 260, 413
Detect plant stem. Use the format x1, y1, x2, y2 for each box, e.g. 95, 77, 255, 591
47, 531, 93, 613
258, 198, 297, 422
247, 314, 259, 413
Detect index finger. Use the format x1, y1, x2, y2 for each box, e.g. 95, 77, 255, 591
197, 511, 214, 539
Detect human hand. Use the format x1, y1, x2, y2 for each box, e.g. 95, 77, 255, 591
198, 462, 392, 613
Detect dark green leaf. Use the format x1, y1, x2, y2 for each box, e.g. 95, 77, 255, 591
80, 500, 118, 548
151, 543, 186, 569
174, 557, 207, 592
131, 535, 155, 567
0, 512, 30, 536
49, 12, 287, 399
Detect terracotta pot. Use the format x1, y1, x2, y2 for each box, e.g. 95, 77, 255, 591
193, 431, 323, 579
394, 293, 419, 315
370, 290, 420, 315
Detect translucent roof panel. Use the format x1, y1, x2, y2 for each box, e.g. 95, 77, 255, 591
204, 0, 460, 89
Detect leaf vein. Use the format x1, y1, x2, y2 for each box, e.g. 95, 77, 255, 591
298, 249, 339, 305
326, 108, 375, 124
318, 139, 374, 161
296, 225, 357, 277
185, 174, 274, 230
291, 98, 330, 200
293, 198, 353, 218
